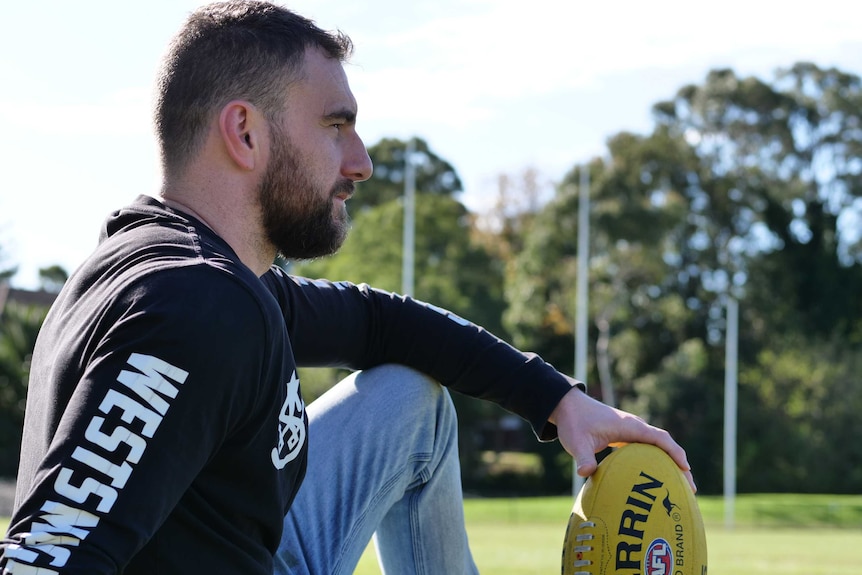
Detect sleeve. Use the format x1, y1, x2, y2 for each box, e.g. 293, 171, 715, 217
2, 268, 270, 574
261, 269, 580, 440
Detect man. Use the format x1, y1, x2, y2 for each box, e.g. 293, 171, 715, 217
0, 2, 693, 573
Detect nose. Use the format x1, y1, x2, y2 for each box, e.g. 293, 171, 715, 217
343, 133, 373, 183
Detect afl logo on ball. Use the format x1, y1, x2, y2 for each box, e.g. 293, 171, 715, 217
645, 538, 673, 575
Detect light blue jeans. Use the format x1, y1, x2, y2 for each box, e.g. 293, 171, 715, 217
274, 365, 479, 574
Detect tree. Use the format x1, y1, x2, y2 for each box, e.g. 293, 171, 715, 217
628, 64, 862, 492
503, 63, 862, 493
38, 265, 68, 293
0, 301, 48, 476
503, 131, 693, 398
473, 167, 549, 262
653, 63, 862, 339
736, 335, 862, 493
630, 338, 725, 493
500, 138, 702, 488
0, 242, 16, 282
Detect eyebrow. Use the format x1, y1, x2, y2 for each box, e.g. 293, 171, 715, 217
322, 108, 357, 124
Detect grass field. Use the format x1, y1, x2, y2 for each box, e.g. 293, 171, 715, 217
2, 494, 860, 573
355, 494, 862, 574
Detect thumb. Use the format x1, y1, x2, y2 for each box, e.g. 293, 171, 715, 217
574, 450, 598, 478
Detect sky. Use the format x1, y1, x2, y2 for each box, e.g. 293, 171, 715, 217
1, 0, 860, 289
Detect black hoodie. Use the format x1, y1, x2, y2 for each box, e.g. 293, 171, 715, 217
1, 195, 575, 574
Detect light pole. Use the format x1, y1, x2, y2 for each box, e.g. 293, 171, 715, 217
402, 138, 416, 296
574, 164, 590, 497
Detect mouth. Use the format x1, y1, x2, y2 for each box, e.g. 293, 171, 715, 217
333, 181, 355, 202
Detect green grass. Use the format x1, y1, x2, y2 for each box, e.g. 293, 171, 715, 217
355, 494, 862, 574
3, 494, 861, 574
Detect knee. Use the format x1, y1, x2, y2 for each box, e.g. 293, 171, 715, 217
354, 365, 457, 434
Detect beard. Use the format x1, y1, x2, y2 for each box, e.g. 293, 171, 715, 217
258, 129, 353, 261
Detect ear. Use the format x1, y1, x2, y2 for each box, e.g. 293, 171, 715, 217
218, 100, 265, 171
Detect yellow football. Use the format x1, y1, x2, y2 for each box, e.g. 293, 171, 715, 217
561, 443, 707, 575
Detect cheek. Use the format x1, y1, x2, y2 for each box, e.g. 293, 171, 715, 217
302, 134, 339, 175
286, 124, 345, 188
316, 151, 346, 190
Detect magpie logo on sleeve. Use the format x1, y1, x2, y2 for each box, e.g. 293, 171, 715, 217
271, 371, 306, 469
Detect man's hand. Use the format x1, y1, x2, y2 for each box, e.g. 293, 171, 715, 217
549, 384, 697, 492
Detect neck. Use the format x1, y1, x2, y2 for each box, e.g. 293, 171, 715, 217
159, 179, 276, 277
160, 196, 215, 231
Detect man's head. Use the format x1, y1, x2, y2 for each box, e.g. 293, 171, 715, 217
155, 1, 372, 262
154, 0, 352, 180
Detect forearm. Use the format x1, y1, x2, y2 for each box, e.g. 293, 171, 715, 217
269, 273, 579, 437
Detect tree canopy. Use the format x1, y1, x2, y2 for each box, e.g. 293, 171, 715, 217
503, 62, 862, 492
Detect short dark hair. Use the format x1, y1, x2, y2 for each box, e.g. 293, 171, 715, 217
154, 0, 352, 177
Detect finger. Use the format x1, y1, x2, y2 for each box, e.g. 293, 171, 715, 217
653, 432, 692, 473
684, 470, 698, 493
626, 423, 690, 471
574, 451, 598, 478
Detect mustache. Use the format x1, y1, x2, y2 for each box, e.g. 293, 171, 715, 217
331, 179, 355, 199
